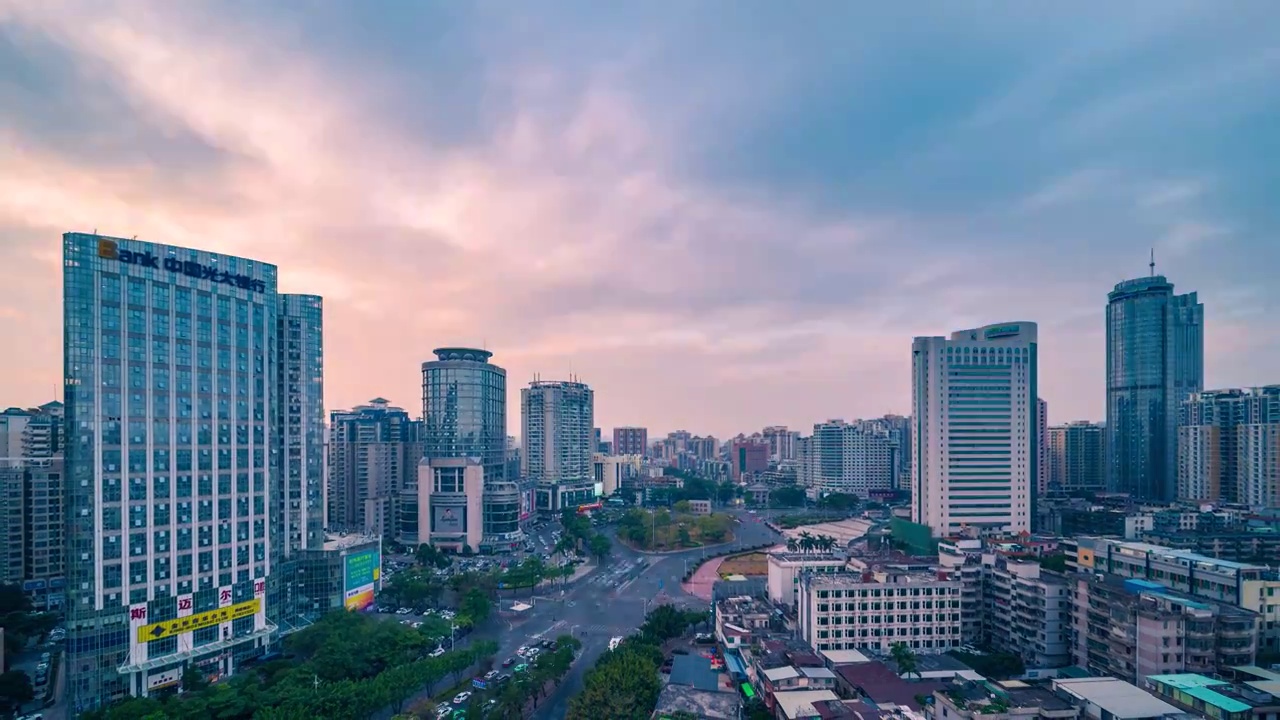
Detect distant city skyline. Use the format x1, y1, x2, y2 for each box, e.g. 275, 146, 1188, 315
2, 3, 1278, 439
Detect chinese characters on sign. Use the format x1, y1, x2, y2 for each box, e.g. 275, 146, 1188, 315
96, 238, 267, 293
136, 598, 261, 643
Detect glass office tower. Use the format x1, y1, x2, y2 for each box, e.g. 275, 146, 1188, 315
271, 294, 325, 632
1106, 275, 1203, 501
400, 348, 507, 544
63, 233, 280, 710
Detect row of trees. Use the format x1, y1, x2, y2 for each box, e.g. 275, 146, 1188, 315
784, 531, 839, 554
0, 582, 58, 714
477, 634, 581, 720
85, 611, 498, 720
565, 605, 708, 720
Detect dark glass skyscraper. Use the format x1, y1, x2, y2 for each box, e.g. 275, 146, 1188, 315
420, 348, 508, 481
1106, 274, 1204, 501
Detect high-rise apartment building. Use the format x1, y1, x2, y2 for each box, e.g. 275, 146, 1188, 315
1036, 398, 1049, 497
1106, 273, 1204, 501
523, 380, 595, 512
1048, 422, 1106, 492
879, 415, 912, 491
797, 420, 894, 498
762, 426, 796, 462
327, 399, 420, 538
911, 322, 1038, 537
612, 426, 648, 457
728, 439, 769, 482
0, 402, 65, 609
63, 233, 307, 709
1178, 386, 1280, 505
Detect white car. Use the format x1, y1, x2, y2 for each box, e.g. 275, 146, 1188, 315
608, 636, 623, 651
452, 691, 471, 705
435, 706, 452, 719
430, 647, 446, 657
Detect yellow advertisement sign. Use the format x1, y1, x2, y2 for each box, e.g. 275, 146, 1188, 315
137, 598, 260, 643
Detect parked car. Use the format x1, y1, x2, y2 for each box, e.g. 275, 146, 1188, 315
452, 691, 471, 705
484, 670, 499, 680
430, 647, 446, 658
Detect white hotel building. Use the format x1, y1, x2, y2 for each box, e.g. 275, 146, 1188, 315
911, 322, 1037, 537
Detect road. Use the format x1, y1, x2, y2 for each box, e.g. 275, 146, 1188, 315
373, 508, 781, 719
528, 508, 781, 719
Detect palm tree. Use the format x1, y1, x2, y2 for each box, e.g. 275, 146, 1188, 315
889, 641, 921, 680
818, 535, 837, 553
786, 537, 800, 553
798, 531, 815, 554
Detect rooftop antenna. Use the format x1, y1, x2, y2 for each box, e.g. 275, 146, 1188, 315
1149, 248, 1156, 277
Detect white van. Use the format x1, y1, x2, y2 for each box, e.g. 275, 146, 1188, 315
608, 636, 623, 651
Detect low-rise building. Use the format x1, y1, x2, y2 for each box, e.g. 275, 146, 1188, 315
1071, 574, 1259, 683
716, 595, 775, 650
1145, 673, 1280, 720
832, 661, 945, 713
1050, 677, 1184, 720
761, 665, 839, 696
797, 569, 963, 654
927, 679, 1076, 720
768, 552, 848, 609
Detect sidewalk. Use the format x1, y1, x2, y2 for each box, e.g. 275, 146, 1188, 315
680, 556, 725, 601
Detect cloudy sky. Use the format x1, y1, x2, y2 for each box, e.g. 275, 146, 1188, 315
1, 1, 1277, 438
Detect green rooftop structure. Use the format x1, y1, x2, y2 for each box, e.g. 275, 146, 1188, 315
1146, 674, 1261, 719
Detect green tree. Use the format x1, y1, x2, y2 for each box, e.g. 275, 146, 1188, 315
0, 669, 34, 714
769, 485, 805, 508
676, 526, 693, 547
1037, 554, 1068, 572
889, 642, 920, 680
180, 664, 208, 693
587, 533, 612, 560
461, 587, 492, 625
673, 500, 692, 514
566, 649, 661, 720
817, 492, 859, 511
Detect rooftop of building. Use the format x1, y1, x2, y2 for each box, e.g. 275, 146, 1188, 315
883, 654, 974, 677
811, 698, 894, 719
717, 595, 775, 616
1092, 538, 1269, 571
939, 679, 1073, 714
833, 661, 946, 711
322, 534, 380, 552
770, 551, 847, 564
429, 347, 493, 363
773, 690, 841, 720
805, 568, 959, 588
669, 653, 727, 693
1084, 572, 1260, 618
1052, 677, 1183, 719
821, 649, 873, 665
1147, 674, 1278, 713
652, 684, 742, 720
